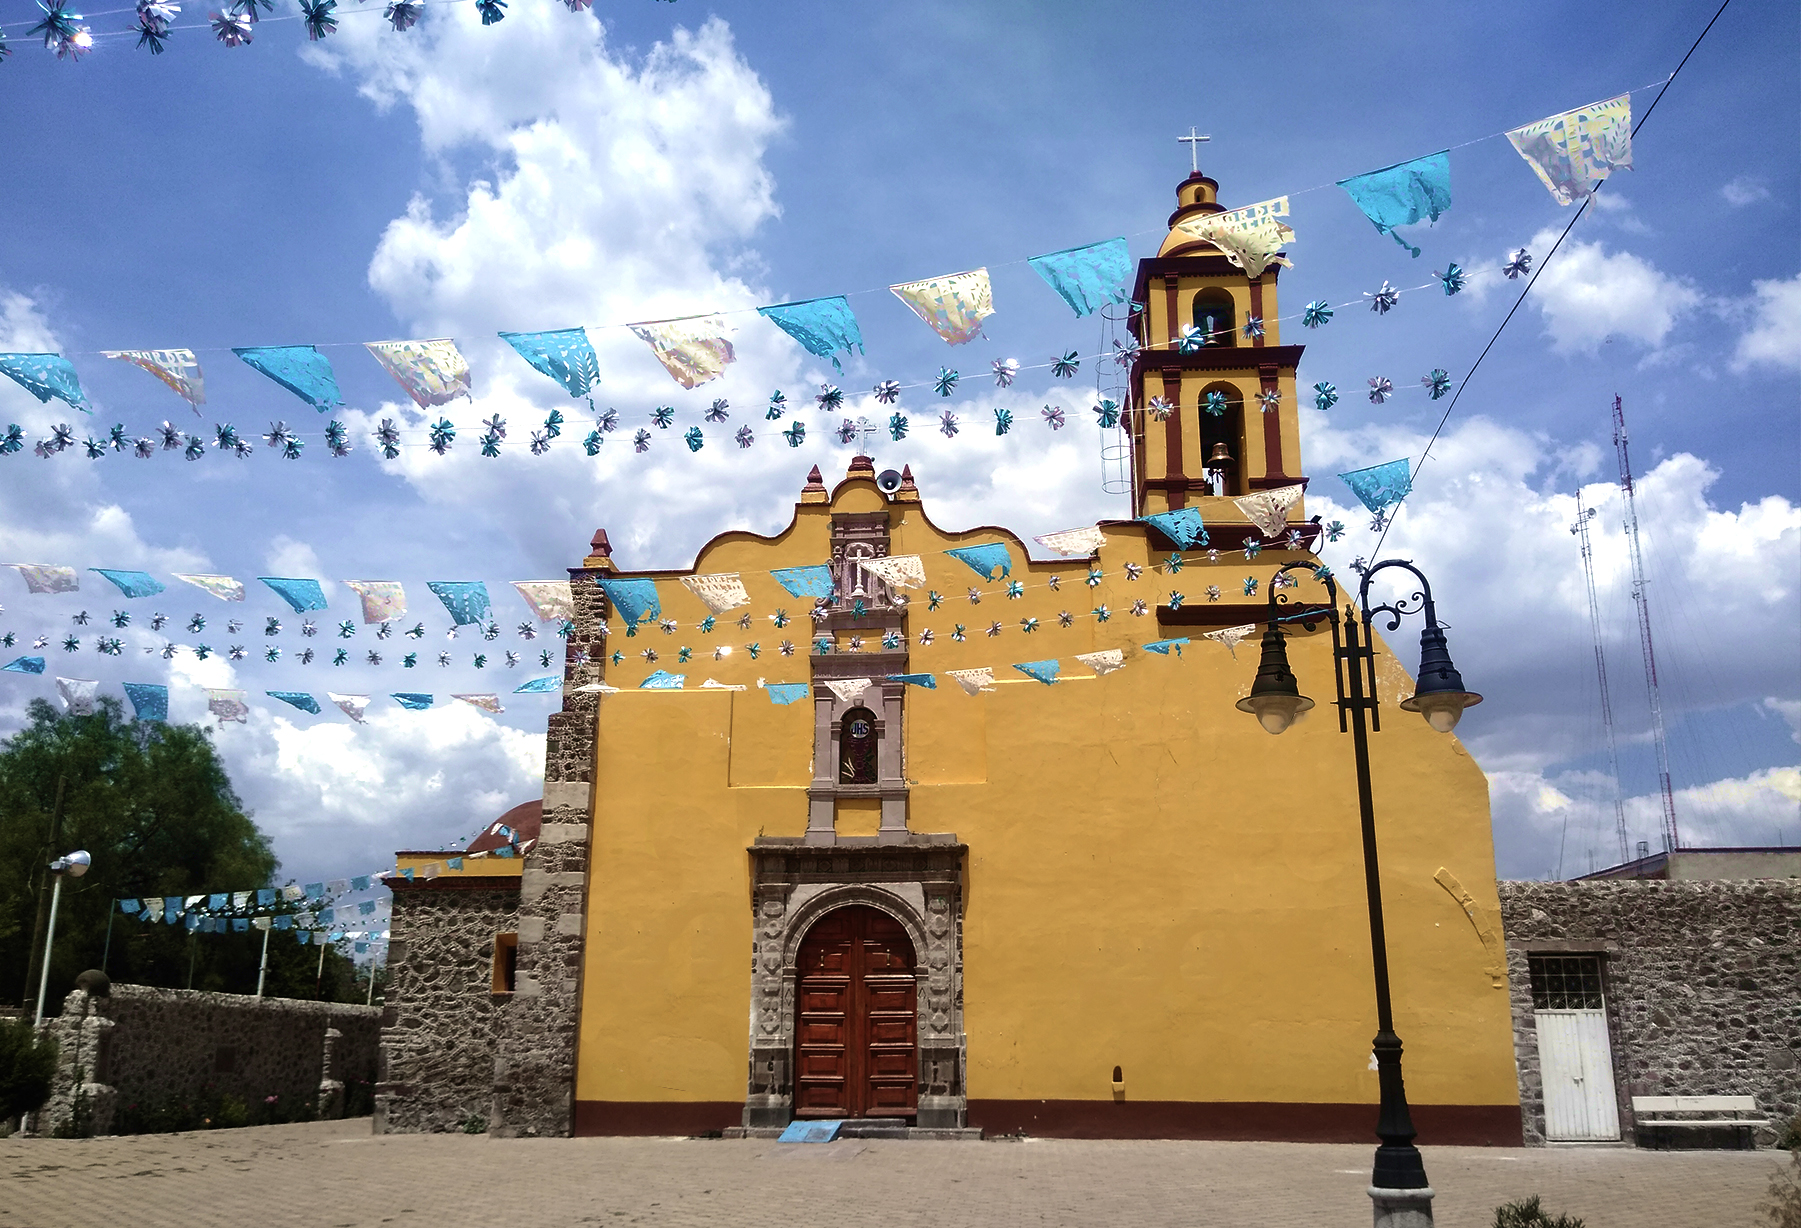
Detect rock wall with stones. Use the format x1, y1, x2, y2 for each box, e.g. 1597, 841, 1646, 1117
487, 562, 607, 1139
35, 984, 378, 1135
1499, 878, 1801, 1146
375, 884, 518, 1134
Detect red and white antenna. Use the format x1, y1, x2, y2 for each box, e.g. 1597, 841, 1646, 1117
1613, 394, 1680, 852
1571, 488, 1630, 866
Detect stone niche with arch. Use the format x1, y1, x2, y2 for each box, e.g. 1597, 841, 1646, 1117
742, 840, 967, 1130
1196, 378, 1248, 495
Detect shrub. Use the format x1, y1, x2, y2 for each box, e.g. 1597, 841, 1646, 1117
1494, 1195, 1584, 1228
1777, 1114, 1801, 1153
1760, 1146, 1801, 1228
459, 1114, 487, 1135
0, 1019, 58, 1121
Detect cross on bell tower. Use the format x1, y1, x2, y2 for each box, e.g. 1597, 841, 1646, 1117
1178, 127, 1211, 173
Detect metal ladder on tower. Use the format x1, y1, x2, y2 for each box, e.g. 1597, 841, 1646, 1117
1613, 394, 1681, 853
1570, 489, 1630, 867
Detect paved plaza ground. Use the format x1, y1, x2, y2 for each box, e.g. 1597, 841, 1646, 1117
1, 1116, 1788, 1227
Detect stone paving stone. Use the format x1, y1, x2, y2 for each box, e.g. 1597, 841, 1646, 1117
0, 1117, 1785, 1228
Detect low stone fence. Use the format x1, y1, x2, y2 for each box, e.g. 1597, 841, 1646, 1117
1498, 878, 1800, 1147
31, 983, 380, 1136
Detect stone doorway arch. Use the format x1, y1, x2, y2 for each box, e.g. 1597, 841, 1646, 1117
744, 843, 966, 1129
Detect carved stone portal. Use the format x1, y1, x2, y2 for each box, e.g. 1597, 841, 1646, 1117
744, 839, 965, 1129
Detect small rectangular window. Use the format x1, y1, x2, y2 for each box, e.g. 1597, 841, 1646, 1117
492, 932, 519, 994
1528, 953, 1604, 1010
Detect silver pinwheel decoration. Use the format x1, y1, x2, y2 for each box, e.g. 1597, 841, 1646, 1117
1504, 248, 1532, 279
1422, 369, 1451, 400
134, 0, 177, 53
1313, 382, 1338, 411
933, 367, 960, 397
991, 359, 1018, 388
209, 5, 251, 42
734, 425, 754, 449
1241, 316, 1265, 340
938, 411, 959, 439
383, 0, 420, 30
872, 380, 899, 405
1367, 376, 1393, 404
1365, 281, 1399, 315
299, 0, 336, 40
1147, 396, 1173, 422
1041, 406, 1065, 430
375, 419, 402, 459
704, 399, 730, 423
1051, 351, 1081, 379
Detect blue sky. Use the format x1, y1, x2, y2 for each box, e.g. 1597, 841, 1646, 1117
0, 0, 1796, 886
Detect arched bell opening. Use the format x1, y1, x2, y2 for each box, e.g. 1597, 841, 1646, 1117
1197, 380, 1247, 495
1192, 289, 1237, 347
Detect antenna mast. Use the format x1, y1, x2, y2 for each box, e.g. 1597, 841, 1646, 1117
1571, 490, 1630, 865
1613, 394, 1680, 852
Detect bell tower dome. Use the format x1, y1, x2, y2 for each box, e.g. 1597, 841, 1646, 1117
1126, 168, 1310, 541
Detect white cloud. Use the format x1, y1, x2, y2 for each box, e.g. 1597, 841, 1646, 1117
1302, 406, 1799, 875
1731, 273, 1801, 373
1490, 764, 1801, 880
1763, 697, 1801, 746
1721, 177, 1772, 207
1526, 226, 1703, 354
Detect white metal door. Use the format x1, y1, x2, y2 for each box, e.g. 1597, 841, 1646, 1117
1536, 1010, 1620, 1141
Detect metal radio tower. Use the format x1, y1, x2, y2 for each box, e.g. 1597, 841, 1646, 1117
1613, 395, 1680, 852
1571, 489, 1630, 865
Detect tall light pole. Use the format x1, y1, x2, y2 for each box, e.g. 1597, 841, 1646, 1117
1235, 559, 1480, 1228
33, 850, 93, 1027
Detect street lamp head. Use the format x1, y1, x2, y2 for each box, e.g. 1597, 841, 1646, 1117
1235, 624, 1316, 735
51, 850, 91, 877
1397, 622, 1481, 733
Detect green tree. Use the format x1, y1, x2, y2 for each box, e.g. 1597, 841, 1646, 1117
0, 698, 368, 1009
0, 1017, 57, 1120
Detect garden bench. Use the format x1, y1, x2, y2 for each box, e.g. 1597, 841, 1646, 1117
1630, 1095, 1768, 1150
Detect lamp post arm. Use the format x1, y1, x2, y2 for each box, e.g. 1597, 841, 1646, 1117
1357, 558, 1439, 631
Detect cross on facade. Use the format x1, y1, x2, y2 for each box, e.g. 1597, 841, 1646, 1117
1178, 127, 1211, 173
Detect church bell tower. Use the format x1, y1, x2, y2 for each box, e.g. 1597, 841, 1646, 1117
1127, 169, 1309, 531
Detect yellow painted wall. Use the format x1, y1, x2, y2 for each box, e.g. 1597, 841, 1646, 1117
572, 477, 1516, 1114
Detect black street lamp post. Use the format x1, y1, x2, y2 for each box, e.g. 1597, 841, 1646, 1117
1235, 558, 1481, 1228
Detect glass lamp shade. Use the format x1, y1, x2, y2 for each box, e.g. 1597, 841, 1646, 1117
1236, 691, 1315, 735
1399, 688, 1482, 733
53, 850, 92, 877
1403, 621, 1481, 733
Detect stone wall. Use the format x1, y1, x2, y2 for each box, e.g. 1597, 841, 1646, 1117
1499, 879, 1801, 1146
375, 884, 518, 1134
35, 984, 379, 1135
487, 560, 606, 1139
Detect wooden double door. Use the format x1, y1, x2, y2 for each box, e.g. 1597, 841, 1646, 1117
794, 905, 918, 1119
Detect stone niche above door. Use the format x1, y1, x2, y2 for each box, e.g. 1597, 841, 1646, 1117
744, 838, 965, 1130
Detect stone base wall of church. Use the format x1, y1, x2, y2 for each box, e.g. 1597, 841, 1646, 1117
1498, 878, 1801, 1147
376, 886, 517, 1134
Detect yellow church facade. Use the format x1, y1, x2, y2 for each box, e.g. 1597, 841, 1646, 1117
382, 171, 1520, 1144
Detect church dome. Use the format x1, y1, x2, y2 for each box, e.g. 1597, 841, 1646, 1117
466, 798, 541, 855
